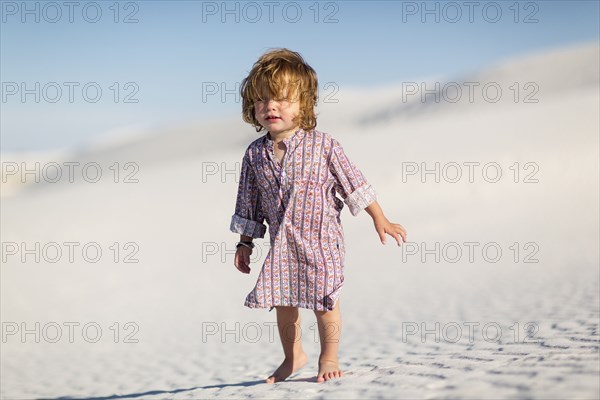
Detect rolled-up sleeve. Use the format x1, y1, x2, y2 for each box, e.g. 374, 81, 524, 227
329, 138, 377, 216
229, 152, 267, 238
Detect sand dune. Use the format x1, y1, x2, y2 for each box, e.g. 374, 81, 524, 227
354, 41, 599, 125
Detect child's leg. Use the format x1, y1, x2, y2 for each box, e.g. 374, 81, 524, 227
265, 306, 308, 384
313, 299, 343, 382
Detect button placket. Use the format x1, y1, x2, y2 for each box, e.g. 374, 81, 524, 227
279, 142, 292, 205
266, 129, 304, 208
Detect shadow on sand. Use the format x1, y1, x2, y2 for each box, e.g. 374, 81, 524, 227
45, 375, 320, 400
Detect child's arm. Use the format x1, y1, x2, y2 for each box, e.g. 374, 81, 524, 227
230, 151, 267, 239
230, 151, 267, 273
365, 200, 407, 246
329, 137, 407, 246
236, 234, 254, 274
328, 137, 378, 216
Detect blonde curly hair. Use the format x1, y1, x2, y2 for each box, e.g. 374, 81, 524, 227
240, 48, 318, 132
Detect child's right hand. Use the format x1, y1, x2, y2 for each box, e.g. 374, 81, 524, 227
234, 247, 252, 274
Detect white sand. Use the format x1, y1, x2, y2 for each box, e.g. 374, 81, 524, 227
1, 42, 598, 399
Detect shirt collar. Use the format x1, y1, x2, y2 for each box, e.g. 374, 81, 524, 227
263, 127, 307, 153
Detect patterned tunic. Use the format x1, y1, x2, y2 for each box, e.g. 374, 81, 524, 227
229, 128, 377, 311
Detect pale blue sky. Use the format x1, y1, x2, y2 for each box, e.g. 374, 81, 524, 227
1, 0, 599, 151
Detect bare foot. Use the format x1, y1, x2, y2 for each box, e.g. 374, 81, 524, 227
265, 352, 308, 384
316, 358, 344, 383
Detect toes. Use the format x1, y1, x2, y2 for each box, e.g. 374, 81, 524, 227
317, 369, 344, 382
324, 370, 342, 380
317, 367, 344, 383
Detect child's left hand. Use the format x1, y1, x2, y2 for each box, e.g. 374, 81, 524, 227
373, 216, 407, 246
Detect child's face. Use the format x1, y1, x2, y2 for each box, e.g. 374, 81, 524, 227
253, 87, 300, 135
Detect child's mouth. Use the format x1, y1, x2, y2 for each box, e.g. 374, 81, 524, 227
266, 116, 281, 121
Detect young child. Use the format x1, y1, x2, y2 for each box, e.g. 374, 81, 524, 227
230, 48, 407, 384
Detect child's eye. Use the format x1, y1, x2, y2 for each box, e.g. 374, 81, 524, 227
254, 97, 287, 104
